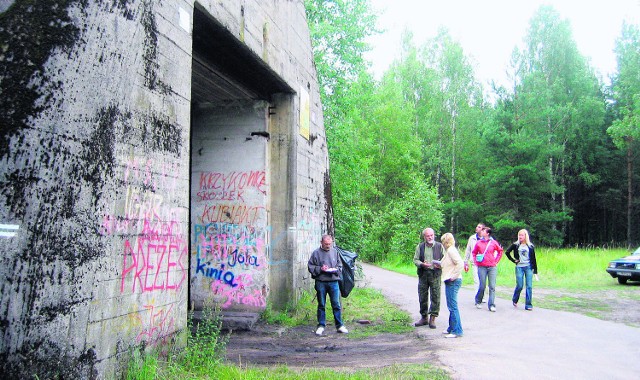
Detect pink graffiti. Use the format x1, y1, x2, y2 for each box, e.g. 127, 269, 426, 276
199, 170, 267, 194
121, 236, 187, 293
210, 274, 266, 309
135, 304, 176, 345
124, 157, 179, 191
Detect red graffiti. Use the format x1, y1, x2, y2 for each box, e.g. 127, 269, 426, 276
199, 203, 265, 224
135, 304, 176, 345
199, 170, 267, 194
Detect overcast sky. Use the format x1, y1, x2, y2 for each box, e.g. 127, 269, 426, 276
365, 0, 640, 88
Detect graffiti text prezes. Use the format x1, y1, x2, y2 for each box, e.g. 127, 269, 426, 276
121, 237, 186, 293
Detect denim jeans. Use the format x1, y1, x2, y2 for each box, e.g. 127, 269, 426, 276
444, 278, 463, 335
513, 265, 533, 308
315, 280, 343, 328
476, 266, 497, 309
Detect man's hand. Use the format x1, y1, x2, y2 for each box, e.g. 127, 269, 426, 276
422, 262, 431, 269
321, 264, 329, 272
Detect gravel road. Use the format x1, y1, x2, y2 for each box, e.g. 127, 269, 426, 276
362, 262, 640, 380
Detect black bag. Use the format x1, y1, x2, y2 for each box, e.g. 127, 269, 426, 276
336, 246, 358, 298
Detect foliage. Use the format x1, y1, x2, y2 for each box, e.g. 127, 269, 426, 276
608, 21, 640, 246
307, 0, 638, 253
363, 179, 443, 262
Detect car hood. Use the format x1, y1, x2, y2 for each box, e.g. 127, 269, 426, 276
613, 255, 640, 262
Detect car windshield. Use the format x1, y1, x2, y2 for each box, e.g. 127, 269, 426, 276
633, 247, 640, 255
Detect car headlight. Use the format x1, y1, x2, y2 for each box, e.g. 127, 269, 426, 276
608, 262, 617, 268
636, 263, 640, 270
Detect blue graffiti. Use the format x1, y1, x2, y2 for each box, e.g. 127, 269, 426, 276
195, 256, 237, 287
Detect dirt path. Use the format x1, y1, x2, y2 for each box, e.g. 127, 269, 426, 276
225, 263, 640, 379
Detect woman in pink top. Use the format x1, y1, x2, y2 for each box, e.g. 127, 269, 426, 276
472, 227, 503, 312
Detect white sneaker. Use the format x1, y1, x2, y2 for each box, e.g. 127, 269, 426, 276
442, 329, 450, 334
444, 333, 459, 338
315, 326, 325, 336
337, 325, 349, 334
475, 303, 482, 309
490, 305, 496, 312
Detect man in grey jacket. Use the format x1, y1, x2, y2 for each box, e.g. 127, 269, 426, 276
308, 235, 348, 336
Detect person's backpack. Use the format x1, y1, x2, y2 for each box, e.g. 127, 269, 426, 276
336, 246, 358, 298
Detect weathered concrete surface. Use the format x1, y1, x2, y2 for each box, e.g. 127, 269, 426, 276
363, 263, 640, 380
0, 0, 330, 377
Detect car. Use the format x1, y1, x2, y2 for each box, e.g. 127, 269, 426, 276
607, 247, 640, 284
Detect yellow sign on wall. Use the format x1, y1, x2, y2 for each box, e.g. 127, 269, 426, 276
299, 86, 310, 140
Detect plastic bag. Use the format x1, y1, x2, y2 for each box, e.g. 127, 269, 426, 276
336, 246, 358, 298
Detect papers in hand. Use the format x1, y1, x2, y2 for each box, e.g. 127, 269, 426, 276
432, 260, 441, 266
324, 267, 338, 273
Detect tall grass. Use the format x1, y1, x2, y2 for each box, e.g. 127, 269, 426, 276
380, 246, 631, 289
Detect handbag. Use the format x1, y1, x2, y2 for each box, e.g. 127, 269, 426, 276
476, 239, 493, 263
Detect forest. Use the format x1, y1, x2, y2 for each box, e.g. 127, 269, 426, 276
304, 0, 640, 262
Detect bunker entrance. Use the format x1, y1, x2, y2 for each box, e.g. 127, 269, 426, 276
189, 4, 293, 327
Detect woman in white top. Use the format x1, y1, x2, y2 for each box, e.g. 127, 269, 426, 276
440, 233, 464, 338
505, 229, 538, 311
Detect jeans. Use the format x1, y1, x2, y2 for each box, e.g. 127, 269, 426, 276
444, 278, 463, 335
418, 269, 441, 317
315, 280, 343, 328
476, 266, 497, 309
513, 265, 533, 309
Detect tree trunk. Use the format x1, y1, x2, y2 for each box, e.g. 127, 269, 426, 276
627, 143, 633, 246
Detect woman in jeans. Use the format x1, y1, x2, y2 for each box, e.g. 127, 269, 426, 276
472, 227, 504, 312
440, 233, 464, 338
505, 229, 538, 311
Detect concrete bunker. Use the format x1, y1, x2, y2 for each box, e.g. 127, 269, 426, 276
190, 4, 295, 327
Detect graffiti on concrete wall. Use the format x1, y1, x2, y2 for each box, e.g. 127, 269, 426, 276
192, 170, 268, 310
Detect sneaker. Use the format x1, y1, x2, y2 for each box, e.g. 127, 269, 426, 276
513, 302, 518, 308
444, 333, 459, 338
315, 326, 325, 336
525, 307, 533, 311
490, 305, 496, 312
442, 329, 450, 334
337, 325, 349, 334
475, 303, 482, 309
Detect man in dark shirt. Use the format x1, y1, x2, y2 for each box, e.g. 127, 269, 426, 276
308, 235, 348, 336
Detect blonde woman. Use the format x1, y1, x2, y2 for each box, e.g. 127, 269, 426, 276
440, 233, 464, 338
505, 229, 538, 311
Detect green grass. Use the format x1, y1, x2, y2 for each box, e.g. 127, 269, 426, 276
125, 287, 431, 379
380, 246, 631, 289
263, 287, 413, 337
209, 363, 448, 379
